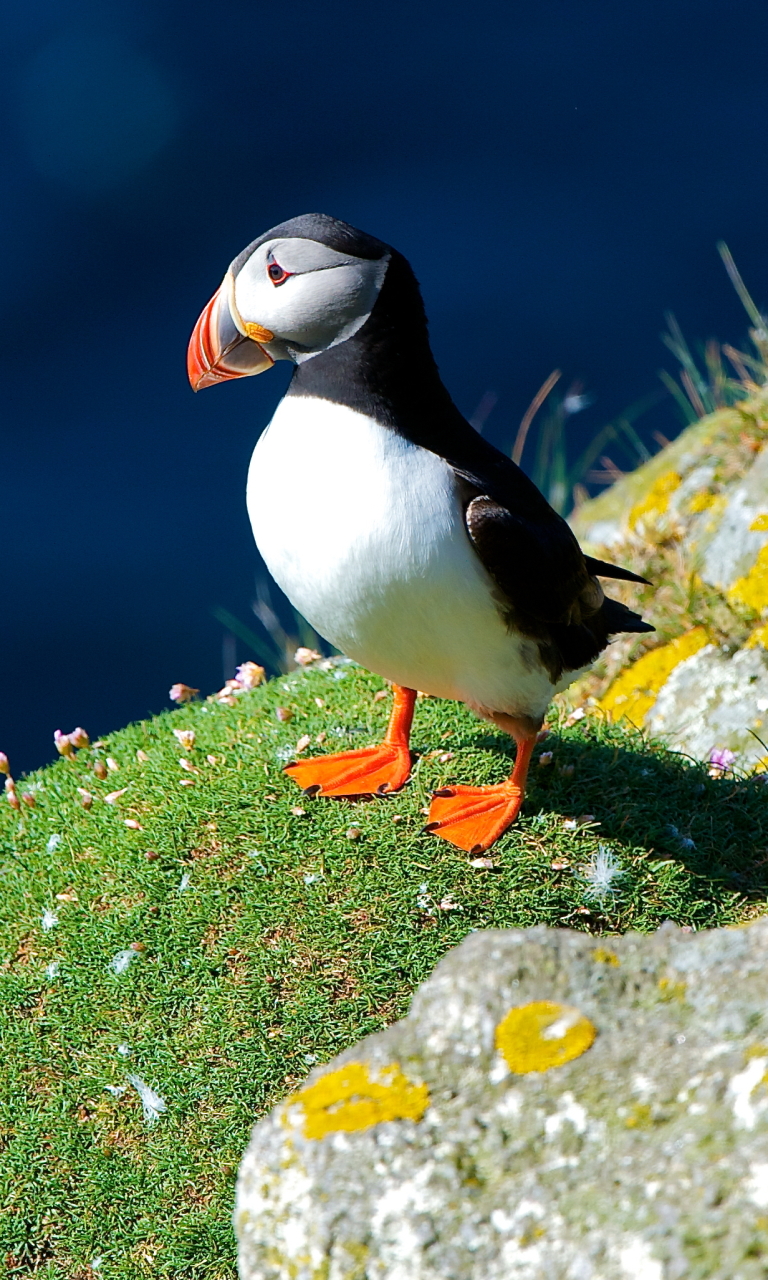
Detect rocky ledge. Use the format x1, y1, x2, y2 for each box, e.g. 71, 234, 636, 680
235, 920, 768, 1279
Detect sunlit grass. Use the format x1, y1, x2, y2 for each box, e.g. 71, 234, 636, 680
1, 659, 767, 1277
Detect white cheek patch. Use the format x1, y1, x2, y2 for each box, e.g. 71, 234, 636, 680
233, 238, 388, 356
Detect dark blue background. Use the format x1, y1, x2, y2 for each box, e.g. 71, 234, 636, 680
3, 0, 767, 774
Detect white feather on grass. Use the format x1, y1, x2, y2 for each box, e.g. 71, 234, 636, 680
127, 1074, 167, 1125
579, 845, 626, 905
109, 949, 137, 975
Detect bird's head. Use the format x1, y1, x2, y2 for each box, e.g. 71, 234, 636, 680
187, 213, 391, 391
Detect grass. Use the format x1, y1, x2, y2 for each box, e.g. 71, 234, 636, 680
2, 658, 768, 1277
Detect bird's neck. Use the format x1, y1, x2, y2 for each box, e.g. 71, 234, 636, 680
286, 250, 464, 452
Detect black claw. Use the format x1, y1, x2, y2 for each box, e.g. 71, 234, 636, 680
432, 787, 455, 798
302, 784, 321, 798
423, 822, 438, 833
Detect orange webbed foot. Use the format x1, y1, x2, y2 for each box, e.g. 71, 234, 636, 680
284, 742, 412, 797
424, 780, 524, 853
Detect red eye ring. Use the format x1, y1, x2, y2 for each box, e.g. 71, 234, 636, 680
267, 257, 291, 286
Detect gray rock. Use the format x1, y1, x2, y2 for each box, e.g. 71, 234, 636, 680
646, 643, 768, 766
698, 446, 768, 591
235, 923, 768, 1280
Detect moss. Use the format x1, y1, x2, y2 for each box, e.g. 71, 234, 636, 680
628, 470, 681, 530
494, 1000, 596, 1074
287, 1062, 429, 1140
599, 627, 709, 724
729, 544, 768, 614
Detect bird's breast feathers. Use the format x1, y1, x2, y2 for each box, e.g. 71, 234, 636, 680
246, 394, 565, 716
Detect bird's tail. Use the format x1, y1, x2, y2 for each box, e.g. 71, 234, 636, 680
600, 596, 655, 637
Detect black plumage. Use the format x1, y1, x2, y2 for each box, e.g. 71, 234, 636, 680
270, 215, 653, 680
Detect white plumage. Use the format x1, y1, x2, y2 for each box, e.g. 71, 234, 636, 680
247, 394, 564, 722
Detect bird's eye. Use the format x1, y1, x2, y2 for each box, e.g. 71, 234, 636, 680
267, 257, 291, 286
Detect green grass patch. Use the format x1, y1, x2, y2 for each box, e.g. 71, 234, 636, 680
1, 659, 767, 1277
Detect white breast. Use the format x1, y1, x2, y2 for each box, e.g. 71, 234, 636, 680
246, 395, 558, 719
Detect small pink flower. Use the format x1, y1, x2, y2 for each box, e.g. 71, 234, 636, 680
169, 683, 199, 704
0, 753, 9, 775
93, 760, 108, 780
294, 648, 321, 667
173, 729, 195, 751
4, 776, 16, 793
77, 788, 93, 810
68, 727, 90, 750
538, 751, 554, 767
54, 730, 75, 759
6, 791, 20, 811
235, 661, 266, 689
21, 793, 36, 808
708, 747, 736, 776
124, 819, 142, 830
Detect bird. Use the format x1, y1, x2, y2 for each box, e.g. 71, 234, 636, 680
188, 213, 652, 854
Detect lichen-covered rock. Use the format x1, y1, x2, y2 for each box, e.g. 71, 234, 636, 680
567, 387, 768, 770
235, 921, 768, 1280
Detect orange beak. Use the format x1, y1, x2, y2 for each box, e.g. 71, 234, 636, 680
187, 273, 275, 391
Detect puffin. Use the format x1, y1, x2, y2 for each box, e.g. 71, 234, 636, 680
188, 213, 652, 854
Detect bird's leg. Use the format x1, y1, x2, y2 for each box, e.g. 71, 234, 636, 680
424, 715, 540, 854
284, 685, 416, 797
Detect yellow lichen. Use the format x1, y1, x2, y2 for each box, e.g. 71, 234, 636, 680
625, 1103, 653, 1129
658, 976, 687, 1003
750, 514, 768, 532
592, 947, 620, 966
519, 1225, 546, 1247
687, 490, 717, 514
745, 1044, 768, 1060
628, 470, 681, 530
729, 544, 768, 614
287, 1061, 429, 1140
494, 1000, 596, 1074
746, 624, 768, 650
599, 627, 709, 725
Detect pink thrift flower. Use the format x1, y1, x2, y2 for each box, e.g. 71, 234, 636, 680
0, 752, 9, 775
294, 648, 321, 667
708, 747, 736, 775
54, 730, 75, 759
68, 727, 90, 750
169, 683, 199, 704
234, 661, 265, 690
173, 729, 195, 751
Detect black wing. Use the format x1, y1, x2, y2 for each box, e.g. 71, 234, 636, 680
457, 480, 653, 681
